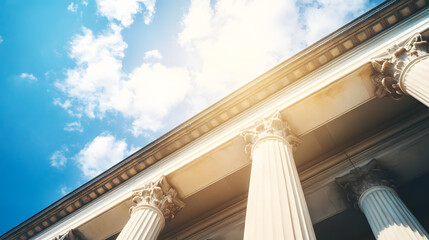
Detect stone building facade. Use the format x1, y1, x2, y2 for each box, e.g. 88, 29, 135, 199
1, 0, 429, 239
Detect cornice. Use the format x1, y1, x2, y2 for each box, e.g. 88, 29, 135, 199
2, 1, 428, 239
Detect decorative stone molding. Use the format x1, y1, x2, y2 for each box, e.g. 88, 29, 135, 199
371, 33, 429, 99
335, 160, 395, 208
240, 111, 302, 155
130, 175, 185, 222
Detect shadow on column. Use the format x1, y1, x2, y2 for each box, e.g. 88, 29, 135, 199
314, 173, 429, 240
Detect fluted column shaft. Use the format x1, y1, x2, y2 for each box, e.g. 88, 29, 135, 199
117, 206, 164, 240
400, 55, 429, 107
116, 176, 184, 240
337, 160, 429, 240
359, 186, 429, 240
242, 112, 316, 240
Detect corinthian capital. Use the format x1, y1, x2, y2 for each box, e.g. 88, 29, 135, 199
241, 111, 301, 155
131, 176, 185, 221
371, 33, 429, 99
336, 160, 396, 208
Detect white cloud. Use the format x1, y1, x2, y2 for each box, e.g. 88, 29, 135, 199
82, 0, 88, 6
95, 0, 156, 27
64, 121, 84, 132
126, 62, 190, 134
67, 2, 78, 12
60, 186, 71, 195
19, 73, 37, 81
144, 49, 162, 60
178, 0, 369, 112
56, 24, 127, 119
50, 147, 69, 168
75, 133, 136, 179
54, 98, 72, 109
57, 0, 371, 136
57, 25, 190, 135
179, 0, 303, 111
44, 70, 55, 80
302, 0, 368, 43
54, 98, 83, 118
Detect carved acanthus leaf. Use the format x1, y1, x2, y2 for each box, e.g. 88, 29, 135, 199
241, 111, 301, 155
371, 33, 429, 99
336, 160, 396, 208
130, 176, 185, 221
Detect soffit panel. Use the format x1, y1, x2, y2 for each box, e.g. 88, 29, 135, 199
76, 200, 133, 240
167, 137, 250, 198
164, 165, 251, 233
283, 64, 375, 135
295, 96, 421, 169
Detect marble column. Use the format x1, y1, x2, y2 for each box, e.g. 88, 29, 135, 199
371, 33, 429, 106
116, 176, 185, 240
241, 112, 316, 240
336, 160, 429, 240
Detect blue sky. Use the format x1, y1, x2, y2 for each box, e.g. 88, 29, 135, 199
0, 0, 384, 235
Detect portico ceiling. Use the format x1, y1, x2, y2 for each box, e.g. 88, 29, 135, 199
158, 98, 428, 239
